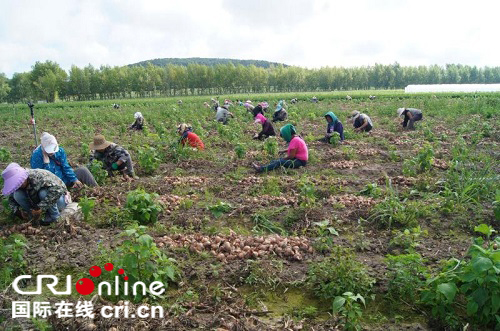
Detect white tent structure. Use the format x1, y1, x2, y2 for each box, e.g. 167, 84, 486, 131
404, 84, 500, 93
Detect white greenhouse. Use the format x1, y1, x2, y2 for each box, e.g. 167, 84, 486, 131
404, 84, 500, 93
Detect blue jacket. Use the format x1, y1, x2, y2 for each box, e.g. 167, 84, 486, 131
30, 146, 78, 186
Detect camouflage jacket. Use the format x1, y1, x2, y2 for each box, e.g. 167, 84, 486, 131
89, 143, 130, 172
8, 169, 67, 213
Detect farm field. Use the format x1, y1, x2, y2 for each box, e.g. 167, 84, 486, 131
0, 91, 499, 331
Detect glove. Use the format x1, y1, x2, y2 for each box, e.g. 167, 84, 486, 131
111, 162, 119, 170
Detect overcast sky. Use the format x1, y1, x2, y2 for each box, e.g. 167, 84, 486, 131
1, 0, 499, 77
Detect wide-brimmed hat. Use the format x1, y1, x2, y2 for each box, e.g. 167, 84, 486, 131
350, 110, 360, 120
41, 132, 59, 154
90, 134, 112, 150
2, 163, 29, 196
177, 123, 191, 133
397, 108, 405, 117
134, 112, 143, 119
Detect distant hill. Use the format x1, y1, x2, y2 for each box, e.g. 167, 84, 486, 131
128, 57, 288, 68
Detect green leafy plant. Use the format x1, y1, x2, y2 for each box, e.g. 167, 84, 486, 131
0, 147, 11, 162
423, 127, 435, 142
299, 177, 317, 208
80, 143, 89, 158
307, 247, 375, 300
234, 143, 246, 159
78, 196, 95, 222
438, 162, 495, 214
385, 253, 428, 304
207, 201, 232, 218
100, 224, 178, 302
0, 234, 27, 290
167, 140, 192, 163
312, 219, 339, 253
369, 184, 418, 229
389, 226, 428, 253
264, 136, 278, 158
421, 224, 500, 329
359, 183, 381, 198
137, 145, 161, 175
332, 292, 366, 331
403, 143, 434, 176
88, 159, 108, 185
329, 132, 341, 146
125, 189, 163, 225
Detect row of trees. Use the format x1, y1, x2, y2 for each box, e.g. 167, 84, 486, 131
1, 61, 500, 102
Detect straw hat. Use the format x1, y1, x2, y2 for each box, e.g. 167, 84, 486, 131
177, 123, 190, 133
350, 110, 360, 119
2, 163, 29, 195
90, 134, 112, 150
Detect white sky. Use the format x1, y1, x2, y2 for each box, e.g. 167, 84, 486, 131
1, 0, 499, 77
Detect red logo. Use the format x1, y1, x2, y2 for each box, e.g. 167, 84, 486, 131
75, 263, 127, 295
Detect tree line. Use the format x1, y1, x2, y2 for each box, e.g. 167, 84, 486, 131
1, 61, 500, 103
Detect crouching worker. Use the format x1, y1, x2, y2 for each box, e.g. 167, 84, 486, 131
272, 100, 288, 122
2, 163, 67, 226
253, 114, 276, 140
252, 124, 308, 173
177, 123, 204, 150
31, 132, 97, 188
398, 108, 422, 130
349, 111, 373, 133
319, 112, 344, 143
129, 112, 144, 130
216, 105, 234, 125
89, 134, 137, 181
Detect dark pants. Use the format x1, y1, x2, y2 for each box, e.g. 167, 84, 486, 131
403, 113, 423, 129
73, 166, 98, 187
13, 189, 66, 222
259, 158, 307, 173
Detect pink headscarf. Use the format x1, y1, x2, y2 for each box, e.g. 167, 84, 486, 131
254, 113, 266, 124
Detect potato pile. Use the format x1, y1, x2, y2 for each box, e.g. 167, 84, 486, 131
378, 176, 416, 187
164, 176, 207, 186
327, 194, 376, 208
0, 223, 41, 237
433, 159, 449, 170
157, 194, 183, 214
238, 176, 262, 186
156, 233, 313, 261
357, 148, 379, 156
308, 176, 348, 186
244, 194, 299, 207
329, 160, 365, 169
